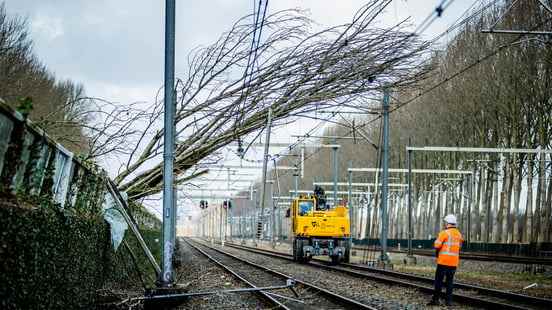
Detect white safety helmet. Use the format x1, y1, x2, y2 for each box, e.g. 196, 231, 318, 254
444, 214, 457, 225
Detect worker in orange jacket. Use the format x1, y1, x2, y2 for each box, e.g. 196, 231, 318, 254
428, 214, 463, 306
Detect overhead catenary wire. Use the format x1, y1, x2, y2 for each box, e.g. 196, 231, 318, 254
235, 0, 270, 154
234, 0, 266, 155
354, 0, 548, 132
267, 0, 461, 184
216, 0, 475, 228
237, 0, 465, 250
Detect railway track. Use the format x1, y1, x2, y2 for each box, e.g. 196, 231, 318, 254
185, 238, 377, 310
220, 240, 552, 310
352, 246, 552, 266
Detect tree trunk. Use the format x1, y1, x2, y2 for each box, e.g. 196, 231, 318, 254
457, 181, 463, 223
497, 160, 508, 243
435, 185, 442, 237
491, 167, 499, 243
475, 167, 484, 241
388, 194, 395, 239
445, 187, 451, 215
534, 153, 545, 242
360, 199, 367, 239
426, 191, 433, 239
460, 179, 466, 234
524, 155, 534, 243
371, 193, 379, 239
544, 158, 552, 242
398, 194, 404, 239
483, 168, 494, 243
412, 189, 419, 239
512, 160, 523, 243
421, 192, 428, 239
505, 159, 514, 243
481, 169, 489, 243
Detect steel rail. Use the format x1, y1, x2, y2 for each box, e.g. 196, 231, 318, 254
183, 238, 290, 309
353, 246, 552, 266
188, 239, 377, 310
222, 242, 551, 310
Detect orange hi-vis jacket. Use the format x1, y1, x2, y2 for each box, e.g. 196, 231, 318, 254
434, 227, 463, 267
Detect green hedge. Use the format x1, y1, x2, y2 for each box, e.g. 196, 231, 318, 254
0, 193, 160, 309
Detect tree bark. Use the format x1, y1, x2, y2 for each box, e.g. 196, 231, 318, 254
475, 167, 484, 241
425, 191, 433, 239
534, 152, 545, 242
524, 155, 534, 243
544, 157, 552, 242
483, 168, 493, 243
497, 160, 508, 243
435, 185, 442, 237
491, 166, 499, 243
512, 160, 523, 243
505, 159, 514, 243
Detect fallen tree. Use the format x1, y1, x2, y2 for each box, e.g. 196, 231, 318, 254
114, 0, 432, 201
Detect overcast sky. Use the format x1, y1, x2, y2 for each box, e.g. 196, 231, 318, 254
4, 0, 477, 217
4, 0, 476, 111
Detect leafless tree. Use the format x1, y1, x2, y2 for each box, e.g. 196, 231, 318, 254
114, 1, 433, 201
0, 3, 92, 154
255, 0, 552, 244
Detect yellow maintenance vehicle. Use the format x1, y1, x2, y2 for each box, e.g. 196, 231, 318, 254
289, 187, 351, 264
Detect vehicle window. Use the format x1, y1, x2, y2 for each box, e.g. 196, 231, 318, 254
298, 201, 313, 216
316, 200, 328, 211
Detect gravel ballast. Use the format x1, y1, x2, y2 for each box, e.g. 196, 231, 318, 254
202, 239, 482, 310
173, 239, 270, 309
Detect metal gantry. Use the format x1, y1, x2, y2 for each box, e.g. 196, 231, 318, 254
404, 145, 552, 254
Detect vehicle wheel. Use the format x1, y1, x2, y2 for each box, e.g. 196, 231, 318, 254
295, 238, 304, 263
338, 239, 351, 263
292, 239, 298, 262
344, 240, 351, 263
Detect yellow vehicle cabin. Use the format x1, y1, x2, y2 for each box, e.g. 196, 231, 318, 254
290, 191, 351, 264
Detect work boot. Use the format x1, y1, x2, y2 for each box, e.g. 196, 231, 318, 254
427, 299, 440, 306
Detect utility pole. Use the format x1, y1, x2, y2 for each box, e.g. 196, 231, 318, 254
347, 161, 353, 261
201, 190, 205, 238
252, 188, 257, 243
379, 89, 390, 266
226, 168, 231, 244
293, 167, 299, 198
333, 138, 338, 206
270, 180, 275, 248
219, 203, 223, 244
301, 147, 305, 179
160, 0, 176, 286
258, 107, 273, 240
468, 165, 476, 246
278, 203, 283, 242
406, 138, 416, 264
239, 212, 242, 239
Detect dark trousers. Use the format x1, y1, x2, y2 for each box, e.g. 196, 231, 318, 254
433, 264, 456, 303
